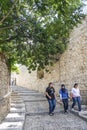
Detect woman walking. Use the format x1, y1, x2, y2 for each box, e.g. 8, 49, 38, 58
45, 82, 56, 116
59, 84, 69, 113
71, 83, 82, 111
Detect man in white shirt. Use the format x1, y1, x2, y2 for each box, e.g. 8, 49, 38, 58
71, 83, 81, 111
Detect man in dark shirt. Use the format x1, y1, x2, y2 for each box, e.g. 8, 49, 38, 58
45, 82, 56, 116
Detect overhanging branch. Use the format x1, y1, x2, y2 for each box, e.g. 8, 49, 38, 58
0, 20, 27, 31
0, 0, 18, 24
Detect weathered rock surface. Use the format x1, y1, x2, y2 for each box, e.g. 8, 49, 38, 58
0, 54, 11, 123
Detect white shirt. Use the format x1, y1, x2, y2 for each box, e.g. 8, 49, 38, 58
71, 87, 80, 97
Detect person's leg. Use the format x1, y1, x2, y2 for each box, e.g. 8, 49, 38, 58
65, 99, 68, 111
52, 99, 56, 113
77, 97, 81, 111
62, 99, 66, 112
72, 97, 76, 109
48, 99, 53, 114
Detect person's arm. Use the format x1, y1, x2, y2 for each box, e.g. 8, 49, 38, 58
70, 89, 73, 99
45, 92, 51, 99
60, 94, 62, 100
54, 91, 57, 100
79, 88, 81, 96
70, 92, 73, 97
53, 88, 57, 99
67, 90, 69, 99
59, 90, 62, 101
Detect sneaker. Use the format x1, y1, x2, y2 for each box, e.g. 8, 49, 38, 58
79, 110, 83, 112
52, 112, 54, 114
49, 113, 54, 116
71, 108, 74, 111
64, 110, 68, 114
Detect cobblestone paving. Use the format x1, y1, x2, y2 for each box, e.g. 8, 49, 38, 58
13, 86, 87, 130
24, 104, 87, 130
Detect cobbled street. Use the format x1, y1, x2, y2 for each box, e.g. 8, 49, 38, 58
13, 86, 87, 130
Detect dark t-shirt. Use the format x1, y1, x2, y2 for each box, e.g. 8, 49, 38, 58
46, 86, 55, 99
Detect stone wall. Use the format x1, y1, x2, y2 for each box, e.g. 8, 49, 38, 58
0, 54, 11, 123
15, 18, 87, 104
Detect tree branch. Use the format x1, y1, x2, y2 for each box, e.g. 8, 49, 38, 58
0, 0, 18, 24
0, 20, 27, 31
0, 34, 31, 43
0, 35, 18, 43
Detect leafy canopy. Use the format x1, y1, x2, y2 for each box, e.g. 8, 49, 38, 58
0, 0, 85, 71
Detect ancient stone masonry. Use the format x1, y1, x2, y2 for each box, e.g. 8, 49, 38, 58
0, 54, 11, 123
15, 17, 87, 104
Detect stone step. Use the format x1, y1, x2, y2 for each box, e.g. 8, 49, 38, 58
71, 108, 87, 122
12, 90, 38, 93
79, 111, 87, 122
23, 99, 46, 102
11, 95, 21, 97
11, 100, 24, 103
11, 93, 20, 95
10, 107, 25, 113
11, 99, 23, 102
11, 103, 25, 108
5, 113, 25, 122
11, 96, 22, 99
0, 121, 23, 130
20, 93, 44, 96
0, 88, 25, 130
11, 92, 20, 95
11, 95, 21, 98
19, 94, 44, 97
11, 98, 22, 100
11, 96, 22, 98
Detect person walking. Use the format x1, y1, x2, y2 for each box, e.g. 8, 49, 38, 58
70, 83, 82, 111
45, 82, 56, 116
59, 84, 69, 113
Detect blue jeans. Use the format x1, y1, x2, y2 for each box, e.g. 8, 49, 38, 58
72, 97, 81, 111
47, 98, 56, 114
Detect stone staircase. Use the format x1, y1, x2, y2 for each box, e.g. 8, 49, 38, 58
70, 105, 87, 122
0, 85, 87, 130
0, 91, 25, 130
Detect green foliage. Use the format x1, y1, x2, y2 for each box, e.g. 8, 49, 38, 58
11, 64, 20, 73
0, 0, 85, 71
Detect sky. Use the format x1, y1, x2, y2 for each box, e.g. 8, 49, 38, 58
82, 0, 87, 14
